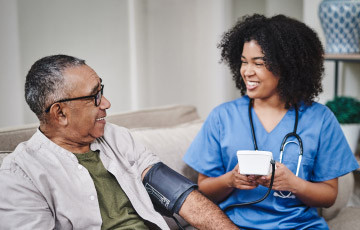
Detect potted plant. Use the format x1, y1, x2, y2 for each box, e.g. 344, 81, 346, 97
326, 96, 360, 154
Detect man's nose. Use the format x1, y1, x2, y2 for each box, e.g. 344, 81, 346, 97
100, 96, 111, 109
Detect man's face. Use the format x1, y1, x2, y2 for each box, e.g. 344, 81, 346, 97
62, 65, 111, 146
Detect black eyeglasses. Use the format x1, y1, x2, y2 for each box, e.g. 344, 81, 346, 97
45, 84, 104, 113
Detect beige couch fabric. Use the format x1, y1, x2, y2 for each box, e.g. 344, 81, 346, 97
130, 120, 202, 183
106, 104, 200, 129
0, 123, 38, 152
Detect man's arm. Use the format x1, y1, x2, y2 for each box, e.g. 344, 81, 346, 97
142, 165, 239, 230
179, 190, 239, 230
0, 169, 55, 229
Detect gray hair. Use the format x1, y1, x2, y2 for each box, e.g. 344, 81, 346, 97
25, 54, 86, 122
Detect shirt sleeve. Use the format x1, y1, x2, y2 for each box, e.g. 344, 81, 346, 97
183, 109, 226, 177
116, 126, 161, 178
311, 108, 359, 181
132, 132, 161, 177
0, 167, 55, 230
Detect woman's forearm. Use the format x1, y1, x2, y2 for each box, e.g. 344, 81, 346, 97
198, 173, 235, 203
292, 177, 338, 208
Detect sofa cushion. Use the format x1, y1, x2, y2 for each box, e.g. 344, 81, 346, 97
0, 124, 38, 152
130, 119, 203, 183
107, 104, 200, 129
327, 207, 360, 230
320, 172, 355, 220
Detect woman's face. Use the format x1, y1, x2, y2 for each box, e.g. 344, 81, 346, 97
240, 40, 280, 101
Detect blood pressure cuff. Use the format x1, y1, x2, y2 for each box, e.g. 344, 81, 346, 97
143, 162, 198, 217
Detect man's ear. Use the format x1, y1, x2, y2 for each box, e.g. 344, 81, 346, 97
50, 103, 68, 126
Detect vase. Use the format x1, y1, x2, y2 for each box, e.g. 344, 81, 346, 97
341, 123, 360, 154
318, 0, 360, 53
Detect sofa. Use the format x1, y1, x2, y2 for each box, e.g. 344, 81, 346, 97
0, 104, 359, 229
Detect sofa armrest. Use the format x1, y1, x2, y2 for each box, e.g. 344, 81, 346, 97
319, 172, 355, 220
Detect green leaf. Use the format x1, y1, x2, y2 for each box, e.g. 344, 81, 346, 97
325, 97, 360, 124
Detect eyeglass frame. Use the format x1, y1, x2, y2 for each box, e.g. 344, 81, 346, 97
44, 84, 104, 113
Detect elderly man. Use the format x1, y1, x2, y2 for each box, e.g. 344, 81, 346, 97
0, 55, 238, 229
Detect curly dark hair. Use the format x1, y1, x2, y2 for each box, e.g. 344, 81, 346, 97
218, 14, 324, 108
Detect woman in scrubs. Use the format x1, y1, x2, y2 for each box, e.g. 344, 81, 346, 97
183, 14, 359, 229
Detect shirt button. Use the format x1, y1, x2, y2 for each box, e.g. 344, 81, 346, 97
90, 195, 95, 201
78, 165, 83, 170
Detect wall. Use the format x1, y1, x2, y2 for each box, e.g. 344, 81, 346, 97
265, 0, 303, 20
139, 0, 236, 117
0, 0, 23, 127
17, 0, 132, 124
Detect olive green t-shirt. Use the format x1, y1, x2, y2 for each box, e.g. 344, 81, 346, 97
74, 150, 149, 230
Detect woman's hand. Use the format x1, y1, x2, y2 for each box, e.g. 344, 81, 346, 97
256, 162, 299, 193
197, 164, 261, 203
255, 162, 338, 207
229, 164, 260, 190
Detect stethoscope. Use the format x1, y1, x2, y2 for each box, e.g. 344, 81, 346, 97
249, 99, 303, 198
224, 99, 303, 212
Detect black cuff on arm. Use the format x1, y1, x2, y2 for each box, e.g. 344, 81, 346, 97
143, 162, 197, 217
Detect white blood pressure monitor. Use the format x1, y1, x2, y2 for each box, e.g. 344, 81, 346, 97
237, 150, 273, 175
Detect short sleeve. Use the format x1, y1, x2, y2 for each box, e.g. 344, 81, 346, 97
102, 124, 161, 177
183, 109, 225, 177
311, 109, 359, 181
125, 129, 161, 176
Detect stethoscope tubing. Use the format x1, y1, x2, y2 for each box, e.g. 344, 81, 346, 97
224, 159, 276, 212
250, 99, 303, 199
249, 99, 303, 162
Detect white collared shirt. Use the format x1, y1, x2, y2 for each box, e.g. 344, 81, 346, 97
0, 123, 169, 230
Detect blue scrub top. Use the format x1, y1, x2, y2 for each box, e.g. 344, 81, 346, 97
183, 96, 359, 230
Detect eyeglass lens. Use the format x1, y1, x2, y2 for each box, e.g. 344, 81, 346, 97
95, 85, 104, 106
